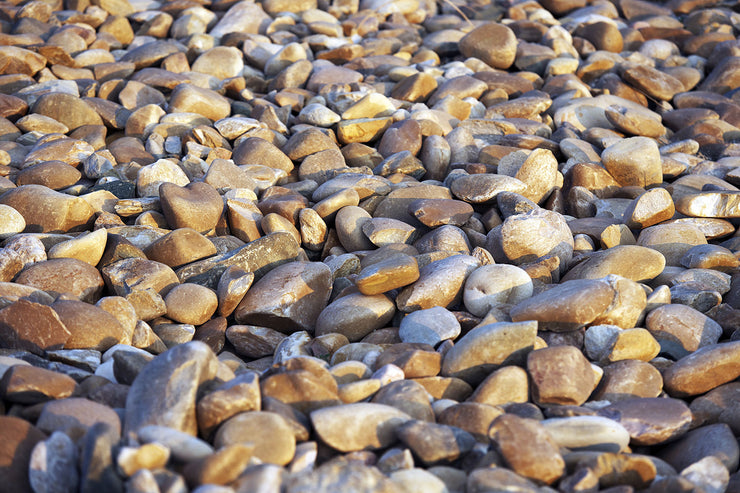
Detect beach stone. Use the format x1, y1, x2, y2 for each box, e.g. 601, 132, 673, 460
335, 206, 375, 252
463, 264, 533, 317
213, 411, 295, 466
32, 93, 103, 131
136, 159, 189, 198
47, 229, 107, 266
0, 185, 95, 233
362, 218, 417, 247
0, 205, 25, 240
681, 244, 739, 272
593, 359, 663, 402
191, 46, 243, 80
623, 187, 675, 230
17, 258, 104, 302
527, 345, 597, 406
396, 254, 480, 313
623, 65, 686, 101
143, 228, 217, 269
407, 199, 473, 228
0, 299, 70, 355
646, 304, 723, 359
441, 320, 537, 384
637, 222, 708, 266
398, 306, 460, 347
663, 341, 740, 397
675, 192, 740, 218
16, 161, 81, 191
29, 431, 79, 493
599, 397, 693, 446
315, 292, 395, 342
124, 341, 218, 436
160, 182, 223, 234
356, 254, 419, 296
0, 416, 46, 493
396, 420, 476, 465
209, 1, 270, 38
489, 414, 565, 485
390, 469, 447, 493
450, 174, 527, 204
459, 23, 516, 69
509, 278, 614, 331
658, 423, 739, 473
102, 258, 179, 300
468, 365, 529, 406
169, 84, 231, 122
235, 261, 332, 334
285, 461, 397, 493
196, 371, 261, 437
369, 379, 434, 422
216, 267, 254, 318
562, 245, 666, 282
601, 137, 662, 188
487, 209, 573, 275
0, 365, 76, 404
311, 403, 411, 452
36, 397, 121, 439
165, 283, 218, 326
542, 415, 630, 453
182, 443, 253, 487
436, 401, 503, 443
498, 149, 560, 204
51, 299, 129, 351
584, 326, 660, 364
690, 382, 740, 434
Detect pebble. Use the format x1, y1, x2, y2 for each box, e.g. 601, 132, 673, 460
0, 0, 737, 489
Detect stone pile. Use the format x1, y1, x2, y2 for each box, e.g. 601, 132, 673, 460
0, 0, 739, 491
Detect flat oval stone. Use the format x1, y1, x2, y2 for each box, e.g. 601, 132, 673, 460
562, 245, 666, 283
510, 278, 614, 332
0, 365, 77, 404
168, 84, 231, 122
32, 92, 103, 131
315, 292, 395, 342
0, 184, 95, 233
460, 22, 518, 68
407, 199, 473, 228
235, 261, 332, 334
599, 397, 692, 446
637, 222, 708, 266
542, 415, 631, 453
675, 192, 740, 218
0, 299, 70, 355
52, 299, 129, 351
441, 320, 537, 384
356, 253, 419, 296
663, 341, 740, 398
165, 283, 218, 326
657, 423, 739, 473
311, 403, 411, 452
450, 173, 527, 204
16, 258, 104, 302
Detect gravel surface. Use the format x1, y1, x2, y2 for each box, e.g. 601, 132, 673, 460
0, 0, 740, 491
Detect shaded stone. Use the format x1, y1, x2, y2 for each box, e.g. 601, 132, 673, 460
311, 403, 410, 452
0, 416, 46, 493
489, 414, 565, 485
396, 420, 476, 465
124, 341, 218, 436
599, 397, 692, 446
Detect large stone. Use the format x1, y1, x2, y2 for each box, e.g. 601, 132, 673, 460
0, 416, 46, 493
315, 292, 395, 342
235, 261, 332, 333
441, 320, 537, 384
459, 22, 517, 69
311, 403, 411, 452
396, 254, 480, 312
0, 185, 95, 233
0, 299, 70, 355
487, 209, 573, 275
601, 137, 662, 188
124, 341, 218, 436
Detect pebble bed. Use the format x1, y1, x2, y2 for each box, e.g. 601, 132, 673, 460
0, 0, 740, 491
